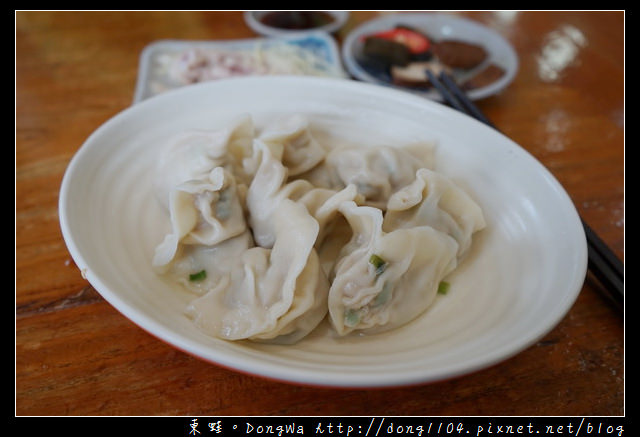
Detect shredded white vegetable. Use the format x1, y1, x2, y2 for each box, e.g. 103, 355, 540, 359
157, 43, 338, 85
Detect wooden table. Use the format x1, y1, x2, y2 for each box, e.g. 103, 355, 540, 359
16, 11, 624, 417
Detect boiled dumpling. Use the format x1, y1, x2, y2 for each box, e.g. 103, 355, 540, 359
154, 114, 254, 209
324, 144, 435, 209
258, 114, 326, 177
295, 184, 364, 276
160, 231, 254, 296
246, 137, 361, 252
328, 201, 459, 336
296, 184, 362, 246
151, 114, 486, 344
152, 166, 247, 271
245, 139, 315, 248
185, 199, 329, 344
384, 168, 486, 258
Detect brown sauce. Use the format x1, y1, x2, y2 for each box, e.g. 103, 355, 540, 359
259, 11, 335, 30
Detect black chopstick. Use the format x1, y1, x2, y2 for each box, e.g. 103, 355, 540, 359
426, 70, 466, 113
582, 218, 624, 305
429, 70, 624, 309
438, 72, 496, 129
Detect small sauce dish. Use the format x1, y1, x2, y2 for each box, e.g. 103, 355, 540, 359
244, 11, 349, 36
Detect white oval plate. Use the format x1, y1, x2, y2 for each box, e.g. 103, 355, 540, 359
59, 76, 585, 388
342, 12, 519, 101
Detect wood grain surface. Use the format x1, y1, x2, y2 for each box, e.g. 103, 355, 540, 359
16, 11, 624, 416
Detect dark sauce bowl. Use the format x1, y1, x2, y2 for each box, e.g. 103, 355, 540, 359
244, 11, 349, 36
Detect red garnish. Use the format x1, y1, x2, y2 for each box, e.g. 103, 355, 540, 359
368, 27, 431, 54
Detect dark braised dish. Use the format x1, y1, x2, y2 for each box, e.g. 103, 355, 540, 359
356, 25, 505, 91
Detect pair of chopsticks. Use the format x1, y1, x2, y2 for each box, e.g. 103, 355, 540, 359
426, 70, 625, 311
